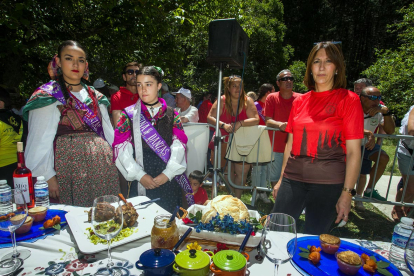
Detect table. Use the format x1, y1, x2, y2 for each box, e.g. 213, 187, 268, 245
0, 197, 407, 276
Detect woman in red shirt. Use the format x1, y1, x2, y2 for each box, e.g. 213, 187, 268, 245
207, 76, 259, 198
272, 42, 364, 234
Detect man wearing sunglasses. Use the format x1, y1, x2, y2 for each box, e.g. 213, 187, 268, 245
110, 61, 142, 198
110, 62, 142, 124
265, 69, 301, 191
356, 86, 395, 206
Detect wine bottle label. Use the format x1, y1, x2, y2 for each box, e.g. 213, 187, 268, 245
13, 177, 30, 204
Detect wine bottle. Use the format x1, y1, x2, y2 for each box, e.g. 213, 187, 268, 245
13, 142, 35, 208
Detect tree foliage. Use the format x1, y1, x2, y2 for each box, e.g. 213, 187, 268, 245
0, 0, 290, 102
282, 0, 412, 88
363, 4, 414, 119
288, 61, 308, 93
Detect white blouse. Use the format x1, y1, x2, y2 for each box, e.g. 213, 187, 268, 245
25, 89, 115, 181
115, 105, 187, 182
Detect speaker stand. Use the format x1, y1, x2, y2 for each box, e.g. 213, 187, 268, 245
212, 63, 235, 198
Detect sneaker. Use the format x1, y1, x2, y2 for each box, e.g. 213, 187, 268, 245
354, 200, 365, 211
259, 192, 271, 204
364, 189, 387, 201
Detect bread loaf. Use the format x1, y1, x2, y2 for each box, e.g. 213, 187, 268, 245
201, 195, 249, 223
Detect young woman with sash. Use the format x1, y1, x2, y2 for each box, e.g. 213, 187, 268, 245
113, 66, 194, 213
23, 40, 120, 207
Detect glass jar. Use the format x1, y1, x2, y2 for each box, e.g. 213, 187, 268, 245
151, 214, 179, 250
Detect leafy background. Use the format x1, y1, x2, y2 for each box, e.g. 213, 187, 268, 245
1, 0, 413, 117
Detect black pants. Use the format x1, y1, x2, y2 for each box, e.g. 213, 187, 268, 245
0, 163, 16, 188
272, 177, 343, 235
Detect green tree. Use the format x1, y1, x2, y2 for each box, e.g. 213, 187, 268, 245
363, 4, 414, 119
288, 60, 308, 93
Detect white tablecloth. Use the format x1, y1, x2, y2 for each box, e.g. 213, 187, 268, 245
0, 197, 407, 276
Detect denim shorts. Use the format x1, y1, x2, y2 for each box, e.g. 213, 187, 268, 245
398, 152, 414, 175
269, 152, 284, 182
360, 144, 385, 175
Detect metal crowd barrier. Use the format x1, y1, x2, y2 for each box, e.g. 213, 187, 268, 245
202, 124, 414, 210
354, 133, 414, 212
204, 125, 280, 207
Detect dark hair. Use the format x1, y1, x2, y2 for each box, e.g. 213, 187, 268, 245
0, 86, 11, 109
189, 170, 204, 184
303, 42, 346, 91
258, 83, 274, 99
57, 40, 88, 100
123, 62, 143, 74
137, 66, 162, 84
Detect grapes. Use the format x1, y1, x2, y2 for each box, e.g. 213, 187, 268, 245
194, 213, 253, 235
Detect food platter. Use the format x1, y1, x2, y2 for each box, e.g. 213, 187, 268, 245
177, 204, 262, 248
289, 236, 402, 276
65, 196, 168, 254
0, 209, 67, 245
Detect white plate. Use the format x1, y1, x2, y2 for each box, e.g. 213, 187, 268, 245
65, 196, 169, 254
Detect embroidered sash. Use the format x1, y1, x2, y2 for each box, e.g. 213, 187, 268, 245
40, 81, 106, 141
124, 104, 195, 206
254, 101, 266, 122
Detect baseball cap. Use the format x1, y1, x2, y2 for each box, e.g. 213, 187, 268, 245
172, 87, 192, 100
93, 78, 106, 89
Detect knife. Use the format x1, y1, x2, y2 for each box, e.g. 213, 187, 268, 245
134, 198, 160, 207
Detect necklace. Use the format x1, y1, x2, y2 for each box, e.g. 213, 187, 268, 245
143, 100, 160, 125
65, 80, 81, 91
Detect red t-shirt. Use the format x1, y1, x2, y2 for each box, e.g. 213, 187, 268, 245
193, 187, 208, 205
198, 100, 213, 124
264, 92, 301, 152
284, 88, 364, 184
256, 101, 266, 125
110, 87, 139, 112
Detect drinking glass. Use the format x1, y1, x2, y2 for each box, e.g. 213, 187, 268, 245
259, 213, 297, 276
91, 195, 123, 274
0, 189, 31, 264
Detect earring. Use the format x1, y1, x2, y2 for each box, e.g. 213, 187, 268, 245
57, 67, 62, 75
335, 72, 338, 75
310, 72, 313, 75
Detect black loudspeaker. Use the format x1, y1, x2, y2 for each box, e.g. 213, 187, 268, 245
206, 19, 249, 69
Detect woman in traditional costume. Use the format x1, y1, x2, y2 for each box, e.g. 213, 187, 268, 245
23, 40, 120, 207
113, 66, 194, 213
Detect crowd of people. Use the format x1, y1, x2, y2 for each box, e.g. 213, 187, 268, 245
1, 40, 413, 234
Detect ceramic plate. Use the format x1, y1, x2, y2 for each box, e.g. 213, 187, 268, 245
289, 236, 402, 276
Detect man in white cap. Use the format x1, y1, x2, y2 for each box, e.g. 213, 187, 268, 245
161, 82, 176, 108
173, 88, 199, 123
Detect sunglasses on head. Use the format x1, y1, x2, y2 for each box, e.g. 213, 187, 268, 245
126, 69, 139, 75
279, 77, 294, 82
229, 75, 241, 80
361, 94, 382, 101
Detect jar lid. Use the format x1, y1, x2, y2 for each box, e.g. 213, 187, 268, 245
401, 217, 414, 226
139, 248, 175, 268
175, 249, 211, 270
213, 250, 246, 271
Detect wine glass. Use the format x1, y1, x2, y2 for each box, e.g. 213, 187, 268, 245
91, 195, 123, 275
0, 189, 30, 267
259, 213, 297, 276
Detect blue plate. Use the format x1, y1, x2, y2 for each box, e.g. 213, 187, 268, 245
289, 236, 402, 276
0, 209, 67, 245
